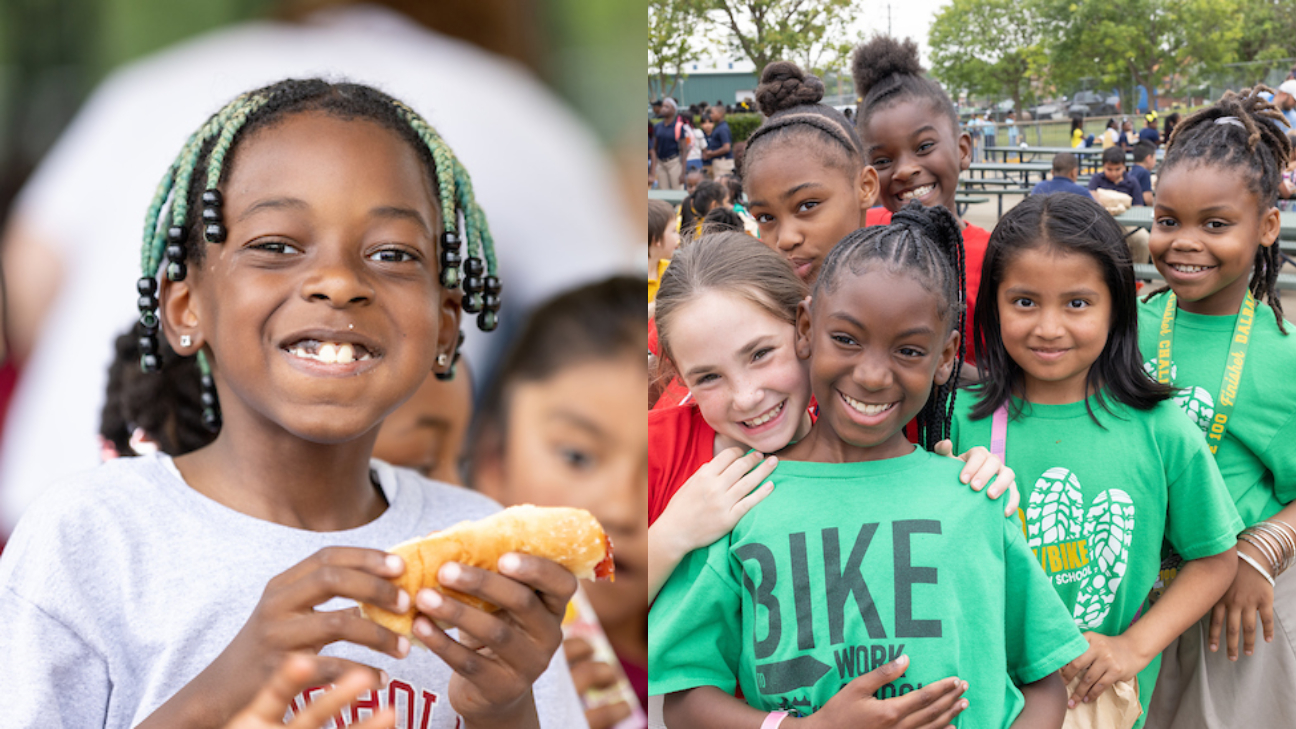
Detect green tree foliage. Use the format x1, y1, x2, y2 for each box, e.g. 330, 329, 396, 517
699, 0, 861, 75
929, 0, 1048, 115
1040, 0, 1240, 110
649, 0, 707, 101
1234, 0, 1296, 63
927, 0, 1293, 113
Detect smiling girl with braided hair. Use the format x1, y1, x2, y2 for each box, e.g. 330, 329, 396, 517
1137, 87, 1296, 729
0, 78, 583, 729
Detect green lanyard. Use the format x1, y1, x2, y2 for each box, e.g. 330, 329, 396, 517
1155, 290, 1256, 454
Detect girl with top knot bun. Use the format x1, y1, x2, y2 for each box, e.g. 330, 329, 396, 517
851, 35, 989, 362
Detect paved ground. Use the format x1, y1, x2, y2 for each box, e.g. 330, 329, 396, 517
960, 193, 1296, 322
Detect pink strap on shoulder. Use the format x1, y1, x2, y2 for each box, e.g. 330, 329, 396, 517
990, 402, 1008, 462
761, 712, 790, 729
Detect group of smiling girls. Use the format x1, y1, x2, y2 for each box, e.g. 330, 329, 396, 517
648, 34, 1296, 729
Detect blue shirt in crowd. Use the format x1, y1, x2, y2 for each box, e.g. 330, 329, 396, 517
654, 119, 684, 160
1258, 92, 1296, 131
707, 120, 733, 161
1032, 176, 1092, 197
1088, 171, 1145, 206
1129, 165, 1154, 199
1138, 127, 1160, 146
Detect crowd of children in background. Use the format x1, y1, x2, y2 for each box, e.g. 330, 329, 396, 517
646, 31, 1296, 729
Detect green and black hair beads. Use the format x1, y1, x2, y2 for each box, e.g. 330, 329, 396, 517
134, 79, 502, 432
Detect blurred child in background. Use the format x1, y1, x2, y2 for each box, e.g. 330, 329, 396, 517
678, 180, 725, 241
647, 199, 678, 304
471, 276, 648, 729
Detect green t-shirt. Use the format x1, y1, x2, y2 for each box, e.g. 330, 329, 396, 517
1137, 292, 1296, 526
950, 393, 1243, 726
648, 448, 1087, 727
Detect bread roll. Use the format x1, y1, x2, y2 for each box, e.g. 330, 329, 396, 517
361, 505, 613, 640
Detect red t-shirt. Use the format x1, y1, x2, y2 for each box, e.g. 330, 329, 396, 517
648, 315, 692, 410
865, 207, 987, 364
648, 404, 715, 526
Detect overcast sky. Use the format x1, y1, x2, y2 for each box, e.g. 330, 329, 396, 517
850, 0, 945, 65
681, 0, 948, 72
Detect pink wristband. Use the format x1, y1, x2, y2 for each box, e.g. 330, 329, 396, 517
761, 711, 789, 729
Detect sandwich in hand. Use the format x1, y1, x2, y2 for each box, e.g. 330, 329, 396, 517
361, 505, 613, 640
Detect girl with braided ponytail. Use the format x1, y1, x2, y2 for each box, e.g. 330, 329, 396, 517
0, 79, 586, 729
949, 193, 1241, 726
1135, 89, 1296, 729
651, 204, 1088, 729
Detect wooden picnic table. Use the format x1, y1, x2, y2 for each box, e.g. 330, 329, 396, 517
957, 186, 1033, 217
983, 146, 1105, 164
983, 145, 1163, 172
953, 194, 989, 217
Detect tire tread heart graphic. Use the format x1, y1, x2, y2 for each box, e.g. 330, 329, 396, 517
1026, 467, 1135, 631
1142, 359, 1215, 433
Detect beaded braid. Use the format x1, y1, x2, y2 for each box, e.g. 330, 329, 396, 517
448, 147, 502, 331
134, 78, 503, 431
135, 93, 265, 391
813, 201, 966, 449
1149, 86, 1292, 333
393, 103, 502, 335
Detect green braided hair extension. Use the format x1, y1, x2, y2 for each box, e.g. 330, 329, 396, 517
450, 154, 495, 273
202, 93, 275, 196
392, 102, 458, 235
389, 98, 501, 329
140, 93, 255, 278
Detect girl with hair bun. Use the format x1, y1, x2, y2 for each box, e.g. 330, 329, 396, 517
850, 35, 990, 362
741, 60, 878, 284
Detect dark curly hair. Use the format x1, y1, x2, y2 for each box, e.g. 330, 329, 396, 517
850, 35, 958, 132
744, 60, 864, 175
100, 328, 213, 458
813, 202, 967, 448
1148, 86, 1292, 333
679, 180, 726, 238
700, 206, 745, 235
